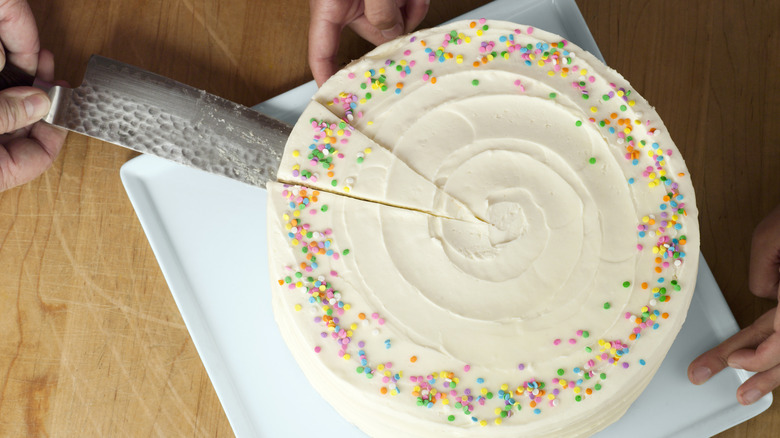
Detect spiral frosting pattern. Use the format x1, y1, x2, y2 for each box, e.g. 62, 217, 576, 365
268, 20, 699, 437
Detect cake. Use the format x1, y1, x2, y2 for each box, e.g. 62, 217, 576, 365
266, 19, 699, 437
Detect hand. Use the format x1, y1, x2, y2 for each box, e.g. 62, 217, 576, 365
0, 0, 67, 192
308, 0, 430, 86
688, 204, 780, 405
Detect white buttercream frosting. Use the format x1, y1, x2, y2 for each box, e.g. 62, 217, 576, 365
267, 19, 699, 437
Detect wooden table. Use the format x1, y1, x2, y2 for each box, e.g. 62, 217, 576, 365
1, 0, 777, 436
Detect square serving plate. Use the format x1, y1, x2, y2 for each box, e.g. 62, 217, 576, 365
120, 0, 772, 436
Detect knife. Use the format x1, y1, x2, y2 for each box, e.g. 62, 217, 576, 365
0, 55, 291, 188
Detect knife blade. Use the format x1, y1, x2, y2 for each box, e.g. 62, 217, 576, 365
2, 55, 292, 188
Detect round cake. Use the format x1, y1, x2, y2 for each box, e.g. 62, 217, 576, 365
266, 19, 699, 437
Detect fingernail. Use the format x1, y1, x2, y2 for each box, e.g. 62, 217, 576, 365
727, 360, 743, 370
691, 366, 711, 383
381, 22, 403, 40
742, 389, 763, 405
24, 93, 50, 118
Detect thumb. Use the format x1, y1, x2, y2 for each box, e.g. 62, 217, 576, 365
0, 87, 50, 134
364, 0, 404, 40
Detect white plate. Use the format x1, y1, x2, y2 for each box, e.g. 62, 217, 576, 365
120, 1, 772, 436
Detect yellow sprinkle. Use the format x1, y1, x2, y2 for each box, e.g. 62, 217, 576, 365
343, 304, 351, 310
476, 29, 483, 36
495, 408, 502, 415
359, 98, 367, 104
295, 281, 302, 288
481, 388, 488, 395
294, 304, 302, 311
581, 69, 588, 75
573, 387, 581, 394
367, 121, 373, 125
364, 147, 372, 154
495, 418, 502, 425
479, 420, 487, 427
292, 150, 300, 157
343, 354, 350, 360
343, 186, 350, 193
500, 384, 509, 391
456, 55, 463, 64
350, 323, 357, 330
291, 239, 299, 246
377, 364, 385, 371
628, 100, 636, 106
590, 106, 598, 113
378, 68, 385, 74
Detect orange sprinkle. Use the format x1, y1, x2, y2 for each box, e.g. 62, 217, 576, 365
420, 40, 426, 47
629, 334, 637, 340
661, 313, 669, 319
380, 387, 388, 395
410, 356, 418, 363
655, 267, 662, 273
277, 279, 284, 286
469, 21, 477, 28
396, 82, 404, 89
680, 239, 687, 245
328, 163, 335, 170
641, 282, 648, 289
610, 112, 618, 119
655, 257, 662, 264
586, 388, 593, 395
299, 262, 307, 269
358, 313, 366, 320
430, 77, 437, 84
472, 61, 480, 67
327, 171, 334, 177
530, 401, 537, 408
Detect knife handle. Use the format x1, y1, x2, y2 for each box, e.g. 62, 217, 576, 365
0, 61, 53, 91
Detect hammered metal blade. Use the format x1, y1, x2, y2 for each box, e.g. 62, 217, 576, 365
45, 55, 291, 188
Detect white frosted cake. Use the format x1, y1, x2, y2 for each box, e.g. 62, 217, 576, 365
266, 20, 699, 437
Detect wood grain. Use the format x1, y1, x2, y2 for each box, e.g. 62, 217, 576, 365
0, 0, 776, 436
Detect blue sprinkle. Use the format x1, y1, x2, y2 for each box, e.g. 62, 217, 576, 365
639, 359, 646, 366
477, 378, 484, 384
628, 178, 635, 184
534, 408, 541, 415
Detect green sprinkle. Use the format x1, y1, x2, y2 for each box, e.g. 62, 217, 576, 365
357, 157, 364, 164
582, 331, 589, 338
623, 281, 631, 288
575, 120, 582, 127
343, 249, 350, 255
486, 392, 494, 399
600, 373, 607, 380
589, 157, 596, 164
448, 415, 455, 422
603, 302, 611, 310
620, 104, 627, 111
321, 205, 328, 212
594, 383, 602, 391
331, 179, 338, 187
472, 79, 479, 86
585, 346, 592, 353
557, 368, 565, 376
549, 92, 557, 98
575, 395, 582, 402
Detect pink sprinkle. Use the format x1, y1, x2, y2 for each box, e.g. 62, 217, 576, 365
569, 338, 577, 345
553, 339, 562, 346
371, 312, 379, 319
378, 318, 385, 325
479, 18, 486, 24
330, 270, 338, 277
637, 244, 644, 251
464, 365, 471, 372
587, 360, 595, 367
576, 330, 583, 336
347, 72, 355, 79
403, 49, 411, 56
314, 346, 321, 353
589, 76, 596, 83
527, 26, 534, 34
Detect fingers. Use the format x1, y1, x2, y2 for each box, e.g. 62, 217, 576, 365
749, 204, 780, 299
0, 0, 41, 73
401, 0, 430, 33
308, 1, 345, 87
688, 308, 775, 385
0, 114, 66, 191
0, 86, 50, 133
363, 0, 403, 39
733, 361, 780, 405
